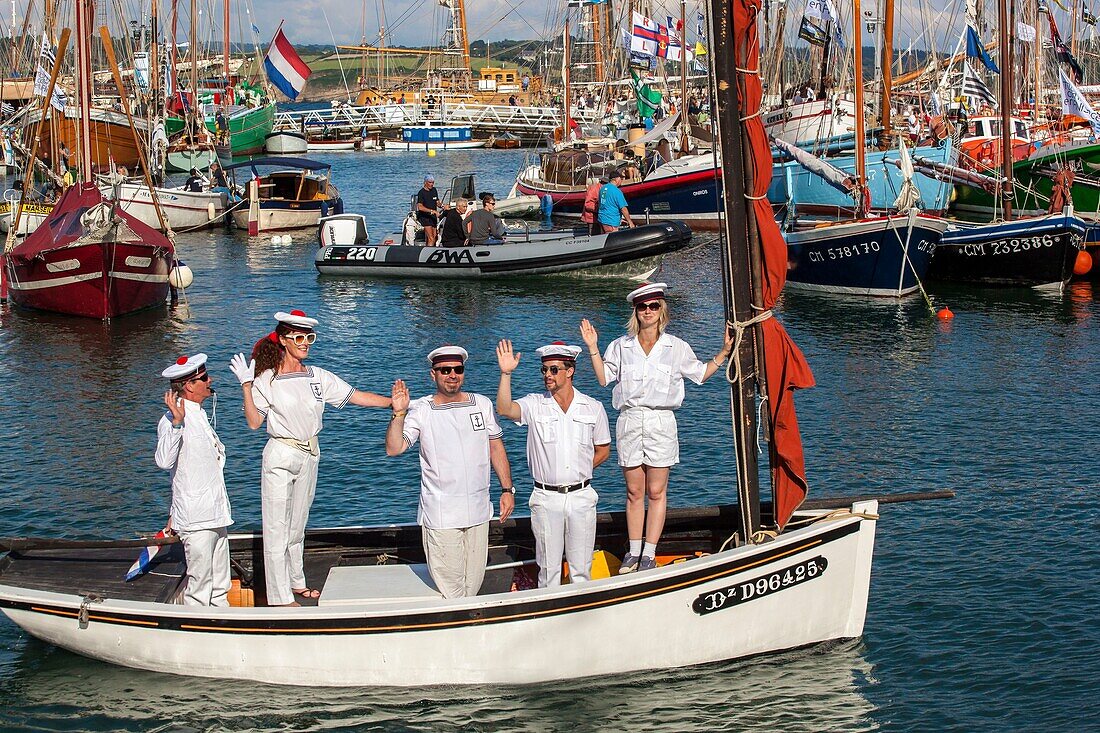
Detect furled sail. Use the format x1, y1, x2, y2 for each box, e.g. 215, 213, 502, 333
772, 135, 858, 198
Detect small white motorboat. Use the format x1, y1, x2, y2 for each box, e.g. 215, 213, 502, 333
225, 157, 343, 234
264, 130, 308, 155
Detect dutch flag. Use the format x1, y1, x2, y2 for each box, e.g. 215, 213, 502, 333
264, 27, 312, 101
125, 528, 173, 581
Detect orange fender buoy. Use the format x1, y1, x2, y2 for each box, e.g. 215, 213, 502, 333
936, 307, 954, 321
1074, 249, 1093, 276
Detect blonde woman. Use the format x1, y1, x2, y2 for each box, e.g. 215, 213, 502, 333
580, 282, 731, 573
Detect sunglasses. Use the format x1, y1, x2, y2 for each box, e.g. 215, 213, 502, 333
433, 365, 465, 375
188, 372, 210, 383
635, 302, 662, 312
540, 365, 570, 375
284, 333, 317, 346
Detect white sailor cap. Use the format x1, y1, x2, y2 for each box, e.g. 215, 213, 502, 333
536, 342, 582, 362
274, 309, 319, 330
627, 281, 668, 305
161, 353, 208, 381
427, 345, 469, 364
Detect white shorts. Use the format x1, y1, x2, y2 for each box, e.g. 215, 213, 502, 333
616, 408, 678, 467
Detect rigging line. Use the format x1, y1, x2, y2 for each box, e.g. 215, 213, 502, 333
320, 5, 353, 101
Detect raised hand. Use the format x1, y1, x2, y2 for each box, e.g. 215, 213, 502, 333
496, 339, 521, 374
391, 379, 410, 412
164, 390, 186, 426
229, 353, 255, 385
580, 319, 599, 350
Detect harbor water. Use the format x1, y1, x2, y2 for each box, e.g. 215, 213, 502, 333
0, 149, 1097, 731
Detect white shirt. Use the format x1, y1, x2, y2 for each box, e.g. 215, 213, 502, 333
516, 389, 610, 485
402, 393, 502, 530
602, 332, 708, 410
155, 399, 233, 532
251, 366, 353, 440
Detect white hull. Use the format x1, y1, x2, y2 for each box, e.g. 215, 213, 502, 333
492, 195, 542, 219
0, 204, 51, 235
166, 148, 218, 173
264, 132, 308, 155
0, 502, 877, 686
307, 140, 358, 151
109, 184, 228, 231
763, 98, 857, 146
232, 207, 327, 233
383, 140, 486, 151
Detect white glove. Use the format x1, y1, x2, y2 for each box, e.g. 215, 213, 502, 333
229, 353, 255, 385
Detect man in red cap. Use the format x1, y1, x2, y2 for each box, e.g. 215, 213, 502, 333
156, 353, 233, 606
495, 339, 611, 587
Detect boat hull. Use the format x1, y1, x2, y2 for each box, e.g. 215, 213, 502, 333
109, 184, 228, 232
33, 108, 147, 170
0, 202, 52, 235
763, 97, 858, 145
770, 138, 956, 217
166, 147, 218, 173
383, 140, 486, 151
932, 212, 1086, 289
317, 221, 693, 279
264, 132, 309, 155
515, 158, 723, 230
0, 502, 877, 686
233, 198, 344, 233
5, 240, 171, 318
785, 213, 948, 296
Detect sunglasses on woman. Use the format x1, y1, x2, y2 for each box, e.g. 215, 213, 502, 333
635, 302, 662, 312
285, 333, 317, 346
540, 365, 569, 375
433, 365, 465, 375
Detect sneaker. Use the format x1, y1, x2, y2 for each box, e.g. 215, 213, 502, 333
619, 553, 641, 574
638, 556, 658, 572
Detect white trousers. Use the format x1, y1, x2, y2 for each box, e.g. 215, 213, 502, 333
178, 526, 231, 607
530, 485, 598, 587
261, 439, 320, 606
421, 522, 489, 599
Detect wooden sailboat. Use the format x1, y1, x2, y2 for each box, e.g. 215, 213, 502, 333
932, 0, 1090, 288
781, 0, 949, 297
3, 2, 175, 319
0, 0, 950, 684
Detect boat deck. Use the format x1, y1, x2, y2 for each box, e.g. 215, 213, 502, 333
0, 506, 745, 607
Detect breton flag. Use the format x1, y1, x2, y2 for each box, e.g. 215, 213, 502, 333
1058, 67, 1100, 138
33, 34, 68, 111
264, 27, 312, 101
962, 62, 997, 108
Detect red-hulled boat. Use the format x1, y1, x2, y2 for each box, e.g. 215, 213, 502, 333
4, 183, 174, 318
2, 0, 174, 319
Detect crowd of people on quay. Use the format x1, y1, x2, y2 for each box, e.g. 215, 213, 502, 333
155, 283, 733, 608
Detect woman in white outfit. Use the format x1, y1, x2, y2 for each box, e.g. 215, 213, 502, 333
230, 309, 391, 606
580, 283, 731, 573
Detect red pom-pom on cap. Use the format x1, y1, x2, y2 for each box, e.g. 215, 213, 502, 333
176, 356, 189, 365
290, 309, 307, 317
268, 332, 279, 343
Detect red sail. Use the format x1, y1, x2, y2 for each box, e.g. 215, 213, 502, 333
734, 0, 815, 528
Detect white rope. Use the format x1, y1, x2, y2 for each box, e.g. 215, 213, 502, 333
724, 308, 773, 387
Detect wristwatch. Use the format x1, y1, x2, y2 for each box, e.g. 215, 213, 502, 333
501, 486, 516, 495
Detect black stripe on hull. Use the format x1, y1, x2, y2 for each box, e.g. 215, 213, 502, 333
0, 521, 861, 636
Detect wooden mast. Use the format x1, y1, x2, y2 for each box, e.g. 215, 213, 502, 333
562, 19, 570, 140
881, 0, 894, 141
707, 0, 763, 540
76, 0, 93, 181
223, 0, 230, 104
998, 0, 1014, 219
170, 0, 179, 110
188, 0, 198, 136
852, 0, 867, 216
679, 0, 689, 151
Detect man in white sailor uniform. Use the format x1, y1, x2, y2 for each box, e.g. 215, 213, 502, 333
495, 340, 611, 587
385, 346, 515, 599
155, 353, 233, 607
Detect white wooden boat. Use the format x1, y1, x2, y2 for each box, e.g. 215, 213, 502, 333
307, 137, 358, 151
264, 131, 308, 155
107, 182, 228, 232
0, 194, 53, 236
225, 157, 343, 234
0, 499, 882, 686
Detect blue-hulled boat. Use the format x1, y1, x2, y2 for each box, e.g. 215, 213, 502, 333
770, 137, 956, 218
785, 212, 949, 296
932, 210, 1087, 289
383, 124, 486, 151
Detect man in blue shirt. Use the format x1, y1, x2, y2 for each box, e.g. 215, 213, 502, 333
597, 171, 635, 233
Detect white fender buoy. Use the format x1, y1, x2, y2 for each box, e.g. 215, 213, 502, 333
168, 262, 194, 289
282, 234, 293, 244
207, 202, 216, 220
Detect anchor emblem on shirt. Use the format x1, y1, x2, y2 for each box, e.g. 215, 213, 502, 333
470, 412, 486, 431
311, 383, 323, 400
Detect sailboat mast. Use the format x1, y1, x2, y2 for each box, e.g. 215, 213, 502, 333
562, 20, 570, 138
170, 0, 179, 109
151, 0, 159, 107
881, 0, 894, 139
852, 0, 867, 212
223, 0, 230, 103
998, 0, 1013, 219
189, 0, 198, 125
706, 0, 763, 540
75, 0, 93, 181
680, 0, 689, 146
